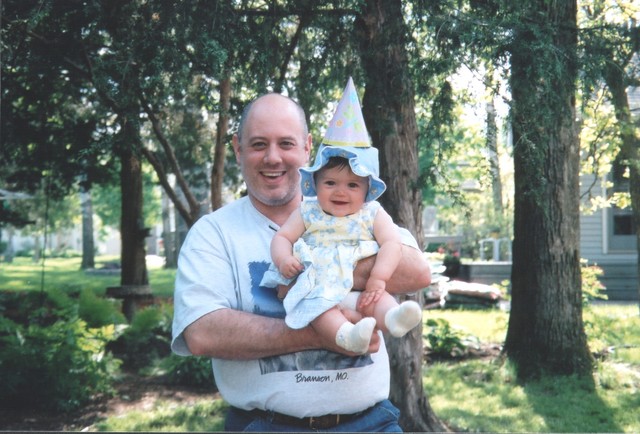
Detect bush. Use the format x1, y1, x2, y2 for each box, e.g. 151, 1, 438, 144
78, 288, 126, 327
158, 354, 216, 388
424, 318, 474, 357
581, 260, 607, 305
0, 316, 119, 412
107, 304, 172, 370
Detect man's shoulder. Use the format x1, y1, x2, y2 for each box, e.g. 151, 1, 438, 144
199, 196, 250, 222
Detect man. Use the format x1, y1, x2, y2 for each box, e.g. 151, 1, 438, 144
171, 92, 431, 432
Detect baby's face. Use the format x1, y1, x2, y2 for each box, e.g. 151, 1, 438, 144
315, 165, 368, 217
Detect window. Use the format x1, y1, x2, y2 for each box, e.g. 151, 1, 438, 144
607, 160, 636, 252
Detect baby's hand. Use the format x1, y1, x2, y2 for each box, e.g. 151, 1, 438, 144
358, 278, 386, 309
279, 256, 304, 279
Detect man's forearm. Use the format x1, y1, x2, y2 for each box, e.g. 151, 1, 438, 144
183, 308, 316, 359
354, 245, 431, 294
182, 307, 379, 359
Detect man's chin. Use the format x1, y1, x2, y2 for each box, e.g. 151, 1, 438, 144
251, 191, 296, 208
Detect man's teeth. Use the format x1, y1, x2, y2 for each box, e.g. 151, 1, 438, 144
263, 171, 284, 177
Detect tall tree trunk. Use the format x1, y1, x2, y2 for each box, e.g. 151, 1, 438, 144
602, 62, 640, 311
162, 190, 178, 269
355, 1, 447, 431
119, 118, 148, 287
486, 97, 504, 217
211, 74, 231, 211
504, 0, 593, 379
80, 187, 95, 270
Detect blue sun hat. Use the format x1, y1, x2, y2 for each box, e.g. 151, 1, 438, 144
300, 77, 386, 202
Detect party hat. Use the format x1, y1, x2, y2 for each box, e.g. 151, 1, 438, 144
300, 78, 386, 202
322, 77, 371, 147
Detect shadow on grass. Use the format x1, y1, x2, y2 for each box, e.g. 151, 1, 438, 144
93, 400, 227, 432
523, 373, 623, 433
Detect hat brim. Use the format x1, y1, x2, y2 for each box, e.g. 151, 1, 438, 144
300, 145, 386, 202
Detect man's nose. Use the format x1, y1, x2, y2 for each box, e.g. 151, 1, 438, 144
263, 143, 283, 164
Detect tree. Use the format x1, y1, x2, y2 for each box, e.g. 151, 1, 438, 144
580, 0, 640, 309
355, 1, 447, 431
80, 187, 95, 269
503, 0, 593, 378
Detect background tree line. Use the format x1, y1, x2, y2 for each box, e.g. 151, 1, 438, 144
1, 0, 638, 430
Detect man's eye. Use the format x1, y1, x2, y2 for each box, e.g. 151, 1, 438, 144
251, 142, 267, 150
280, 141, 295, 148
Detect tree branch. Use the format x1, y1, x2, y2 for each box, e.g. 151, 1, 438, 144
140, 147, 195, 227
138, 90, 202, 226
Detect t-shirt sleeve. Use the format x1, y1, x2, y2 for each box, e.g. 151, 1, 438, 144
171, 219, 237, 356
369, 200, 420, 250
398, 226, 419, 250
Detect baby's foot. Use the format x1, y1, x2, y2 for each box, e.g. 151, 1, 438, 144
335, 317, 377, 354
385, 301, 422, 337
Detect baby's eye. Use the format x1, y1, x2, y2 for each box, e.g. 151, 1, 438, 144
348, 182, 361, 189
324, 180, 336, 186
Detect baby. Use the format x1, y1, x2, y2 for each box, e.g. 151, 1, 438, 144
260, 78, 422, 354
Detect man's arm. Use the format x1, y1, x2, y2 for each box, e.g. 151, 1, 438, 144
353, 244, 431, 294
183, 307, 380, 359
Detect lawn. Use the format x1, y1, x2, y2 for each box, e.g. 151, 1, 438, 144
424, 306, 640, 433
0, 255, 176, 297
92, 304, 639, 433
1, 257, 639, 432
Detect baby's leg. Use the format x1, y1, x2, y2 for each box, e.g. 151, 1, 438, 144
312, 307, 376, 354
359, 292, 422, 338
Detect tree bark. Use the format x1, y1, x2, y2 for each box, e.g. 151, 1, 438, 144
504, 0, 593, 378
80, 187, 95, 270
355, 1, 447, 431
602, 61, 640, 311
211, 74, 232, 211
119, 117, 148, 287
486, 97, 503, 217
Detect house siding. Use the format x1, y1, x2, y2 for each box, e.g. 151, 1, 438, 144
580, 174, 638, 301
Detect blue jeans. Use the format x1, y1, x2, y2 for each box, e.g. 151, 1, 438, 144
225, 399, 403, 432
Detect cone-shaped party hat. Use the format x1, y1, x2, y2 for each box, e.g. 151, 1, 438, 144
300, 77, 386, 202
322, 77, 371, 147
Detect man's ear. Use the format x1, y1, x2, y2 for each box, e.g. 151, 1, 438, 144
232, 134, 242, 162
305, 133, 312, 163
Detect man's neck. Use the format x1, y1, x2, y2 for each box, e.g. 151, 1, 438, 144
249, 195, 302, 226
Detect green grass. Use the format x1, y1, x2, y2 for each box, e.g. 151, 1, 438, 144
2, 257, 638, 432
94, 399, 227, 432
0, 255, 176, 297
424, 304, 640, 433
426, 308, 510, 343
93, 305, 640, 433
424, 358, 640, 432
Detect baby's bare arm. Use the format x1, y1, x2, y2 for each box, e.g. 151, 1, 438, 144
271, 209, 306, 275
358, 209, 403, 309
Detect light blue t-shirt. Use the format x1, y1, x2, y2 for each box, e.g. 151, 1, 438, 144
171, 196, 419, 417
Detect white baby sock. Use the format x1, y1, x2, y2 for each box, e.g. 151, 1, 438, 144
335, 317, 377, 354
385, 300, 422, 337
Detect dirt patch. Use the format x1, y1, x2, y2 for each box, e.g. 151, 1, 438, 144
425, 342, 504, 363
0, 373, 217, 432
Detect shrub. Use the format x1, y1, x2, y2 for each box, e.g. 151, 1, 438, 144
0, 316, 119, 412
107, 304, 172, 370
78, 288, 126, 327
581, 260, 607, 305
158, 354, 216, 388
424, 317, 475, 357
